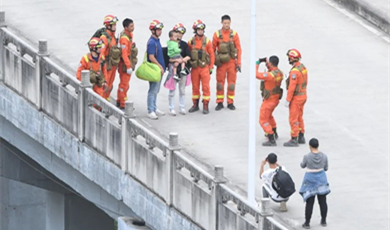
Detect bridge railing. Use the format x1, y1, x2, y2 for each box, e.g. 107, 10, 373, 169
0, 13, 290, 230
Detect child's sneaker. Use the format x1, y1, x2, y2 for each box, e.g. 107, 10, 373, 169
173, 74, 180, 81
179, 70, 187, 77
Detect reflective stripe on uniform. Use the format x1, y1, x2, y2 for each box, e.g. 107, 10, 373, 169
227, 95, 234, 99
84, 55, 89, 63
203, 96, 210, 100
217, 95, 224, 99
192, 95, 200, 99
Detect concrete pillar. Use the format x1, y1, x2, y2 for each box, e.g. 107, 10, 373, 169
46, 192, 65, 230
212, 165, 227, 230
36, 39, 49, 110
78, 70, 92, 141
258, 198, 273, 230
0, 11, 5, 82
121, 101, 135, 172
166, 132, 181, 206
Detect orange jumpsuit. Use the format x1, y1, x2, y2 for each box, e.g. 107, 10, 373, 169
256, 65, 283, 135
212, 29, 242, 105
188, 35, 215, 103
286, 62, 308, 138
76, 53, 107, 97
100, 30, 117, 100
117, 30, 134, 108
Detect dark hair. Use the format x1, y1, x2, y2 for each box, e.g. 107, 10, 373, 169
266, 153, 277, 164
221, 15, 231, 22
168, 30, 176, 38
309, 138, 319, 148
122, 18, 133, 28
269, 56, 279, 67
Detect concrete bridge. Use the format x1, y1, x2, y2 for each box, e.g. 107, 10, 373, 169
0, 14, 288, 230
1, 0, 389, 229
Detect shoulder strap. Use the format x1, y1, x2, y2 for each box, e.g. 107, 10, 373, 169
202, 36, 207, 49
83, 54, 89, 63
230, 30, 235, 39
120, 31, 131, 42
218, 30, 222, 39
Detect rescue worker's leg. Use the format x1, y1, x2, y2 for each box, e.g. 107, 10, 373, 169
200, 67, 211, 114
298, 99, 306, 144
117, 63, 131, 109
284, 99, 300, 147
92, 84, 105, 111
226, 61, 237, 110
269, 101, 279, 139
189, 68, 200, 113
260, 100, 277, 146
215, 63, 227, 110
104, 66, 117, 100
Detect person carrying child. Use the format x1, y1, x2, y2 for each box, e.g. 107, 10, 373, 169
166, 30, 187, 80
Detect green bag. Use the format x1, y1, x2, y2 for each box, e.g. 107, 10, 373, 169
135, 52, 161, 82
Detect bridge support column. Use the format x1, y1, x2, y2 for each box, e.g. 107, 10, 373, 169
121, 101, 135, 172
78, 70, 92, 141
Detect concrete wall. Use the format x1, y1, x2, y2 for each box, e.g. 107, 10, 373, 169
0, 178, 63, 230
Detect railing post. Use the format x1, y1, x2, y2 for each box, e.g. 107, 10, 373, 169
121, 101, 135, 172
167, 132, 181, 206
258, 198, 273, 230
0, 11, 6, 82
37, 39, 49, 110
213, 165, 227, 230
78, 70, 92, 141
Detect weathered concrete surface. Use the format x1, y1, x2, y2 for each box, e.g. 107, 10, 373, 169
0, 84, 202, 230
1, 0, 389, 229
332, 0, 390, 34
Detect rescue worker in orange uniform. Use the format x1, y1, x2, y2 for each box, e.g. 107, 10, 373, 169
256, 56, 283, 146
76, 37, 107, 97
212, 15, 242, 110
284, 49, 308, 147
188, 20, 215, 114
100, 15, 120, 101
116, 18, 137, 110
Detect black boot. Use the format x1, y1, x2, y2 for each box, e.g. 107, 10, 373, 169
227, 103, 236, 110
283, 136, 299, 147
262, 134, 276, 146
188, 99, 199, 113
298, 132, 305, 144
272, 127, 279, 140
203, 100, 209, 114
215, 102, 224, 111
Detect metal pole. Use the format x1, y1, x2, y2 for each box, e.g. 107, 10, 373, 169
248, 0, 257, 206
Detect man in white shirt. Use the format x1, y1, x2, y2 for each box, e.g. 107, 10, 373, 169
259, 153, 289, 212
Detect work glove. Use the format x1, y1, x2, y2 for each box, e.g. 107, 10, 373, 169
255, 60, 260, 65
259, 57, 267, 64
126, 68, 133, 75
284, 100, 290, 108
209, 69, 213, 74
236, 65, 241, 73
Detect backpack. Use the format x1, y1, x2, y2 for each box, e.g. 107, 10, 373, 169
91, 28, 110, 42
272, 167, 296, 198
162, 47, 170, 71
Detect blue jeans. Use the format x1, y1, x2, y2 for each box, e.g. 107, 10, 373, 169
147, 78, 162, 113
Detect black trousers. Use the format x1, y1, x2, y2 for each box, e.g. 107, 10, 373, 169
305, 194, 327, 223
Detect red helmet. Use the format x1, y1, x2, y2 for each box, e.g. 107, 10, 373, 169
192, 20, 206, 30
287, 49, 301, 60
89, 37, 104, 51
173, 23, 186, 34
103, 15, 119, 26
149, 20, 164, 30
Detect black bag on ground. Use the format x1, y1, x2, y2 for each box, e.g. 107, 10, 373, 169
272, 166, 296, 198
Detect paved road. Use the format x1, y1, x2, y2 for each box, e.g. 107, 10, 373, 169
2, 0, 389, 229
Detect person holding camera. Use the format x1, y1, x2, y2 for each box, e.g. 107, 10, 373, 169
256, 56, 284, 146
259, 153, 290, 212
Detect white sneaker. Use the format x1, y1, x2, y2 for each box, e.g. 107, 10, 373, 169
173, 74, 180, 81
179, 108, 186, 115
169, 109, 177, 116
147, 112, 158, 120
155, 109, 165, 116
